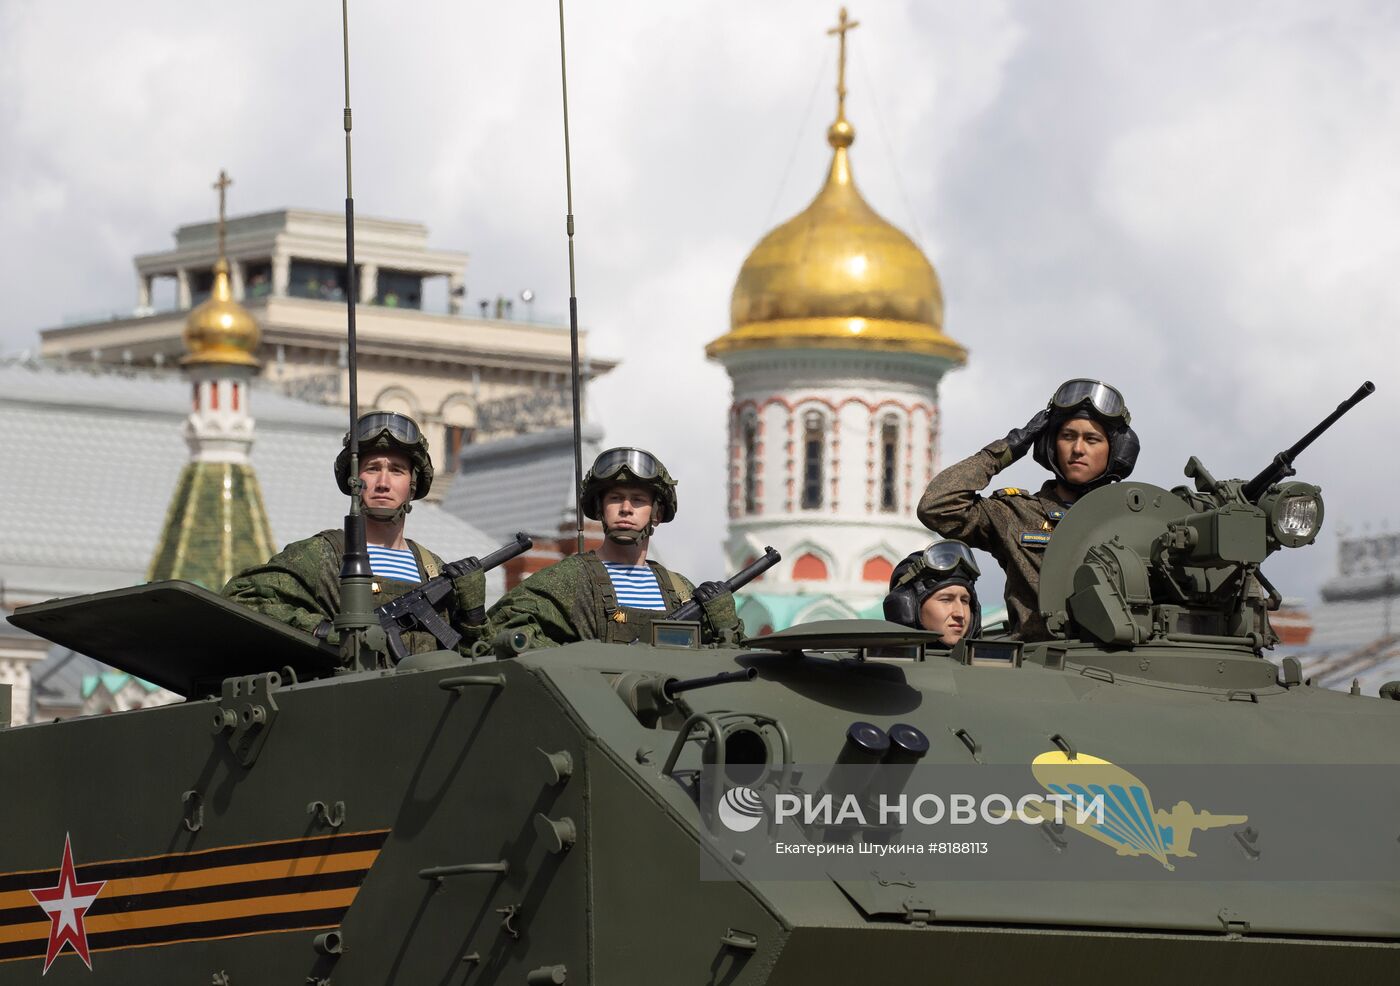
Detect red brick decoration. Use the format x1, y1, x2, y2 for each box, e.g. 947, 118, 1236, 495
792, 552, 829, 581
861, 556, 894, 583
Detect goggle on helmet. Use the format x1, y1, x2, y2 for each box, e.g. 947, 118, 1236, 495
884, 541, 982, 637
334, 410, 434, 499
1048, 378, 1131, 425
581, 447, 678, 523
891, 540, 981, 590
1033, 378, 1140, 489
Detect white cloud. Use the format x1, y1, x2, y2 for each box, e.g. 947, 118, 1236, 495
1, 0, 1396, 603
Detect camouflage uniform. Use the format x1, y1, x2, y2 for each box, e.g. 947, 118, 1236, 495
917, 443, 1071, 641
479, 551, 744, 655
222, 529, 484, 658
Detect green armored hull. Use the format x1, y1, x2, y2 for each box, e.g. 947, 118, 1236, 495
2, 593, 1398, 984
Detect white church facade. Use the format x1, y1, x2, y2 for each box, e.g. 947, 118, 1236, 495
707, 11, 968, 632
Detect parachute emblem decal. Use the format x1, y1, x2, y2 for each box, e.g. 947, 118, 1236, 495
1025, 752, 1247, 871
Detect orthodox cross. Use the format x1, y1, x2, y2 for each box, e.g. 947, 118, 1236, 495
212, 169, 233, 258
827, 7, 860, 121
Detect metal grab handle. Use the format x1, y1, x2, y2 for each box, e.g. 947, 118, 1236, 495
418, 861, 509, 880
439, 674, 506, 691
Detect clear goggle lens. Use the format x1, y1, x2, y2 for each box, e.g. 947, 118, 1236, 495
355, 411, 422, 445
921, 540, 981, 578
591, 447, 663, 481
1277, 496, 1320, 538
1050, 378, 1129, 422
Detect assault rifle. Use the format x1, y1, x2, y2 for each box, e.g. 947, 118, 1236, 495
1241, 381, 1374, 503
664, 546, 782, 623
377, 532, 532, 663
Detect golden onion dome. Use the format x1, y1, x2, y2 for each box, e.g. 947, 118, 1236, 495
182, 258, 260, 367
708, 116, 966, 364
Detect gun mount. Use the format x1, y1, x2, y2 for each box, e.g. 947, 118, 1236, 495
1033, 383, 1373, 687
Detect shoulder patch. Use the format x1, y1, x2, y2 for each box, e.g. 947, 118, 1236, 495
1019, 531, 1052, 546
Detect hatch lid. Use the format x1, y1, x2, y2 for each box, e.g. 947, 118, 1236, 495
8, 581, 336, 698
747, 619, 945, 652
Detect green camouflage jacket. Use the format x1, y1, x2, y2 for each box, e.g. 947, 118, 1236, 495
917, 444, 1073, 641
479, 551, 744, 656
221, 529, 483, 658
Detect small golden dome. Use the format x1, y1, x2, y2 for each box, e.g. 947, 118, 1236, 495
182, 259, 260, 367
708, 120, 966, 365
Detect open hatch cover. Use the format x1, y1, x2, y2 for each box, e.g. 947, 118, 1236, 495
8, 581, 337, 698
746, 619, 946, 652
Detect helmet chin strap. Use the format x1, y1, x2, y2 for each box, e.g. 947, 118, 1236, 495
361, 478, 415, 527
364, 502, 411, 524
603, 520, 654, 546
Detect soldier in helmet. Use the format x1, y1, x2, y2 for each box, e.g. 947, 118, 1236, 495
917, 379, 1139, 640
883, 540, 983, 649
222, 411, 486, 656
479, 447, 744, 653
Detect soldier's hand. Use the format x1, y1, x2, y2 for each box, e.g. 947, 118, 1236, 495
692, 582, 740, 642
693, 581, 728, 605
999, 408, 1052, 467
451, 569, 487, 626
443, 557, 481, 579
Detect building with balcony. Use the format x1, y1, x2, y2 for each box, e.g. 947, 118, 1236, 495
38, 208, 616, 498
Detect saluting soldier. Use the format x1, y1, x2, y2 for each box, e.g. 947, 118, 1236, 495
883, 540, 984, 649
480, 447, 744, 654
917, 380, 1139, 640
222, 411, 486, 656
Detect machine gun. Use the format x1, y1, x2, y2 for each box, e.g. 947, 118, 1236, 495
376, 532, 532, 663
663, 546, 782, 624
1181, 381, 1375, 507
1041, 382, 1377, 650
1241, 381, 1374, 503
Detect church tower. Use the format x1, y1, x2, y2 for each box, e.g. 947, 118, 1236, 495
705, 9, 967, 631
147, 170, 276, 588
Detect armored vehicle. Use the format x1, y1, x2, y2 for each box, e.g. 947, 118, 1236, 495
3, 396, 1399, 984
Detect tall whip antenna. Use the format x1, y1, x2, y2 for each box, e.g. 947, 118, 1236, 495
333, 0, 380, 668
557, 0, 586, 554
341, 0, 360, 448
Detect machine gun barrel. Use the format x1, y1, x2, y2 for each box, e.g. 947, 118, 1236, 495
443, 532, 535, 581
1241, 381, 1374, 503
664, 546, 781, 624
663, 667, 757, 699
377, 532, 533, 663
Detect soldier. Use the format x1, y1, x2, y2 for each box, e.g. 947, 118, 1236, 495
222, 411, 486, 656
882, 540, 983, 648
480, 447, 743, 654
918, 379, 1139, 640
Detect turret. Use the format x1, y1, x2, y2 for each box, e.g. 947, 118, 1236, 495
1037, 383, 1372, 653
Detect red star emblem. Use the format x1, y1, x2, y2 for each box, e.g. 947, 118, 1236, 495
29, 834, 107, 974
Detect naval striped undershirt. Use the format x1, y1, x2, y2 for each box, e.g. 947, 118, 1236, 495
367, 545, 421, 583
602, 562, 667, 610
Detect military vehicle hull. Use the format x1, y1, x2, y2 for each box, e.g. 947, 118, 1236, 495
2, 628, 1397, 985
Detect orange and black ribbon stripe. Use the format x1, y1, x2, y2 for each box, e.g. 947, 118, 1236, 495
0, 829, 388, 964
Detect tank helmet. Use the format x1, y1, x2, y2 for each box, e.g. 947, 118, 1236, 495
1032, 378, 1140, 493
883, 540, 982, 639
581, 447, 678, 544
334, 411, 434, 522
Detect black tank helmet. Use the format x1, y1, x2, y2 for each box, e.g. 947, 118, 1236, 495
1032, 378, 1140, 494
333, 411, 434, 523
580, 447, 678, 545
883, 540, 982, 640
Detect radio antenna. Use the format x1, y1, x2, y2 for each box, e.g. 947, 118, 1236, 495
557, 0, 586, 554
333, 0, 380, 669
